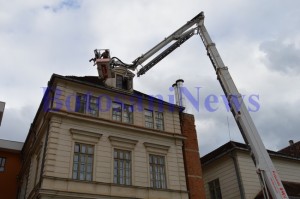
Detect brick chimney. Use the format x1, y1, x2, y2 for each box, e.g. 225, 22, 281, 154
180, 113, 206, 199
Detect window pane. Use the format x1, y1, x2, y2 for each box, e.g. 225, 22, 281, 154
74, 155, 79, 162
80, 163, 85, 171
112, 102, 122, 121
75, 94, 87, 113
145, 110, 154, 128
74, 144, 80, 152
116, 75, 123, 89
209, 179, 222, 199
73, 143, 93, 181
73, 171, 78, 179
155, 112, 164, 130
126, 178, 130, 185
81, 145, 86, 154
88, 156, 93, 164
86, 173, 92, 181
125, 152, 130, 160
149, 155, 166, 189
123, 104, 133, 124
87, 165, 92, 172
80, 172, 84, 180
113, 149, 131, 185
87, 146, 93, 154
73, 163, 78, 171
80, 155, 85, 163
88, 96, 99, 116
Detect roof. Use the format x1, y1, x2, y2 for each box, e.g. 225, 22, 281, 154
278, 141, 300, 158
59, 75, 181, 108
201, 141, 300, 165
0, 139, 23, 152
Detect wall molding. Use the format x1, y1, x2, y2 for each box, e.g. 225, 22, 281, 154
70, 128, 102, 144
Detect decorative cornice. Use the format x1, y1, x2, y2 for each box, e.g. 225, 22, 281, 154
70, 128, 102, 144
108, 136, 138, 150
144, 142, 170, 155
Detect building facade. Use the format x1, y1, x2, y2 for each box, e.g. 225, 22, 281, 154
18, 67, 205, 199
201, 141, 300, 199
0, 139, 23, 199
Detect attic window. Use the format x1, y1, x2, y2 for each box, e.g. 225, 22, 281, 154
208, 178, 222, 199
116, 75, 123, 89
116, 75, 131, 90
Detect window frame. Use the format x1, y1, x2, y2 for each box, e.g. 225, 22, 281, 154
116, 74, 123, 89
149, 154, 167, 189
72, 143, 94, 181
112, 102, 122, 121
116, 74, 131, 90
208, 178, 222, 199
144, 109, 154, 128
113, 149, 132, 185
88, 95, 99, 117
112, 102, 134, 124
155, 111, 164, 130
0, 157, 6, 172
75, 93, 99, 117
75, 93, 87, 114
123, 104, 133, 124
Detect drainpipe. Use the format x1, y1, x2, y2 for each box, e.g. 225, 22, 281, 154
172, 83, 180, 106
39, 121, 50, 189
230, 151, 245, 199
176, 79, 185, 108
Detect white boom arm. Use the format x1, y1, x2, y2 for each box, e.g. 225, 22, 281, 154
136, 12, 289, 199
125, 13, 203, 73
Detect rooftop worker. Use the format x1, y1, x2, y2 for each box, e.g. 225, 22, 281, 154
89, 49, 101, 63
100, 49, 110, 59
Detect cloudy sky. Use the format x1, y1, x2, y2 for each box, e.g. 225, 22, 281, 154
0, 0, 300, 156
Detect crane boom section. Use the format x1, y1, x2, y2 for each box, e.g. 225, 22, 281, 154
198, 22, 288, 199
130, 12, 204, 70
134, 12, 289, 199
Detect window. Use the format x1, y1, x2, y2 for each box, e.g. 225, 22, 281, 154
123, 104, 133, 124
113, 149, 131, 185
75, 94, 87, 113
73, 143, 94, 181
112, 102, 122, 121
149, 154, 166, 189
145, 109, 154, 128
112, 102, 133, 123
116, 75, 131, 90
75, 93, 99, 116
155, 111, 164, 130
116, 75, 123, 89
0, 157, 6, 172
208, 179, 222, 199
88, 96, 99, 116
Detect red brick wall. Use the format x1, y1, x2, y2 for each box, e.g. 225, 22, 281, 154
180, 113, 206, 199
0, 150, 22, 199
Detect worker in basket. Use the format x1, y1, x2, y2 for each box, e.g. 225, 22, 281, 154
100, 49, 110, 59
